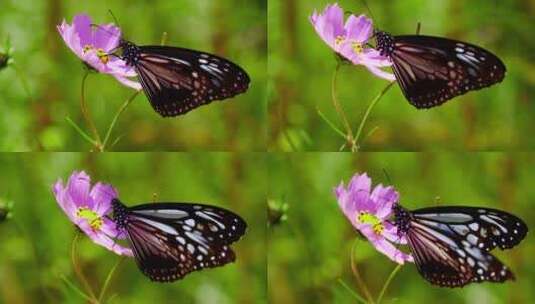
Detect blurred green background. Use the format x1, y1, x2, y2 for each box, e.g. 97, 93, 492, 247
268, 152, 535, 303
269, 0, 535, 151
0, 0, 266, 151
0, 153, 266, 303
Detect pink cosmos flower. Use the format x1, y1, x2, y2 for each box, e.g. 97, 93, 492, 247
57, 14, 141, 90
334, 172, 413, 264
310, 3, 395, 81
53, 171, 133, 256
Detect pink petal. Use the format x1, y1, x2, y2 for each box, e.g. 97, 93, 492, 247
310, 3, 345, 49
362, 49, 392, 67
345, 14, 373, 43
90, 182, 117, 215
382, 222, 408, 245
94, 23, 121, 52
66, 171, 91, 208
112, 74, 142, 90
101, 217, 127, 240
373, 185, 399, 219
364, 64, 396, 81
72, 14, 93, 48
373, 237, 413, 264
52, 179, 77, 220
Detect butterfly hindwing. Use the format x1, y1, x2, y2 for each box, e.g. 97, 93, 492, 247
113, 200, 246, 282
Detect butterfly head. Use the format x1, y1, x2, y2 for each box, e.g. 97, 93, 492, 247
392, 204, 411, 235
374, 30, 394, 57
119, 40, 141, 66
111, 198, 129, 230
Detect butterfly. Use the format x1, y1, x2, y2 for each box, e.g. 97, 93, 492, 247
374, 31, 506, 109
393, 204, 527, 287
118, 39, 250, 117
111, 198, 247, 282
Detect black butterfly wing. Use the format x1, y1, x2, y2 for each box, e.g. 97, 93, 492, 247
390, 35, 505, 108
405, 219, 513, 287
412, 206, 527, 251
135, 46, 250, 117
401, 206, 526, 287
124, 202, 247, 282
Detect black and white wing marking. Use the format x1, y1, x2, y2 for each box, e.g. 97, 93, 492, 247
394, 205, 527, 287
376, 32, 506, 109
135, 46, 250, 117
412, 206, 527, 251
124, 202, 247, 282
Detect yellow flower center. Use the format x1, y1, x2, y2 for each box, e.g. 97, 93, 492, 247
352, 42, 363, 54
335, 35, 346, 46
83, 45, 93, 53
356, 211, 384, 235
96, 48, 109, 64
76, 207, 103, 230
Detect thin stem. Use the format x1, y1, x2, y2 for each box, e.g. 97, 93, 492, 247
337, 278, 368, 304
98, 256, 125, 303
11, 62, 33, 102
79, 71, 103, 151
351, 240, 374, 304
65, 117, 98, 146
376, 264, 402, 304
71, 233, 97, 303
316, 107, 346, 139
353, 81, 395, 151
59, 274, 95, 302
102, 90, 140, 149
331, 63, 354, 146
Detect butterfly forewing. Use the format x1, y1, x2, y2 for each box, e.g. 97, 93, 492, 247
113, 200, 246, 282
394, 204, 526, 287
376, 32, 506, 108
121, 41, 250, 117
412, 206, 527, 251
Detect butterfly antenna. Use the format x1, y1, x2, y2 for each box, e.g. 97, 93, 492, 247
359, 0, 377, 24
108, 9, 121, 28
382, 168, 392, 185
416, 22, 421, 35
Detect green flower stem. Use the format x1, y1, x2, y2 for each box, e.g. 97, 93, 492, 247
376, 264, 402, 304
59, 274, 94, 302
11, 62, 33, 102
98, 256, 125, 303
337, 278, 368, 304
102, 90, 140, 149
316, 107, 346, 139
351, 240, 375, 304
353, 81, 395, 151
79, 71, 103, 151
71, 232, 98, 303
65, 116, 98, 146
331, 63, 355, 147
